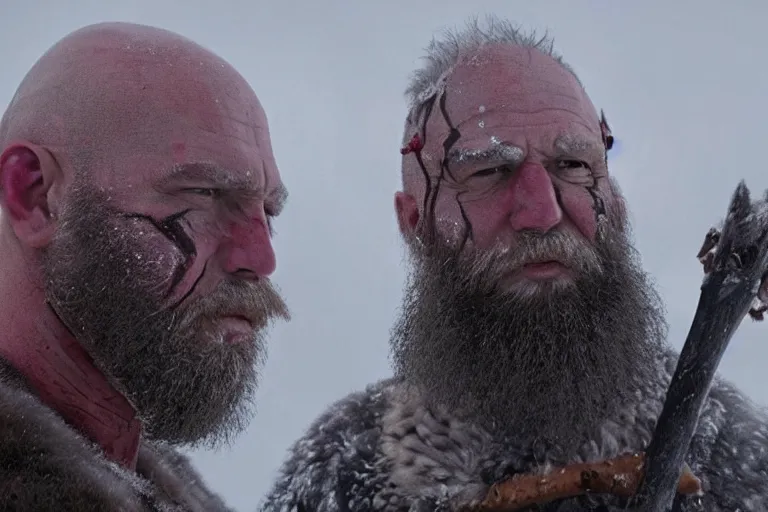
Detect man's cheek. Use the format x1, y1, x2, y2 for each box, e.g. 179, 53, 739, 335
432, 194, 492, 246
121, 226, 186, 292
558, 187, 599, 242
460, 190, 517, 249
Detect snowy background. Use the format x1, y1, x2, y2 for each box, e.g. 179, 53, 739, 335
2, 1, 767, 510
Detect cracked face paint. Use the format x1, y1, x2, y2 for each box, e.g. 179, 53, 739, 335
406, 43, 615, 290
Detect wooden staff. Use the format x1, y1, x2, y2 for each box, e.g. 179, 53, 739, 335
466, 181, 768, 511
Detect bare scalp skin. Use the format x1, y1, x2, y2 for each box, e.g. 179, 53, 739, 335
260, 17, 768, 512
0, 21, 288, 510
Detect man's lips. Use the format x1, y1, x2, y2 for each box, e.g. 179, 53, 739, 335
517, 260, 570, 279
218, 314, 253, 329
212, 314, 256, 343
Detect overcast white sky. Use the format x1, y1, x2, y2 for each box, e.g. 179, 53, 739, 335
2, 1, 768, 510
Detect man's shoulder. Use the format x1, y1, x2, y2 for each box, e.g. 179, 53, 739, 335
260, 377, 401, 512
692, 375, 768, 508
0, 362, 144, 510
0, 359, 232, 511
293, 376, 397, 447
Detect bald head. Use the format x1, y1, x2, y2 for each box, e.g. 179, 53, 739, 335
1, 22, 274, 179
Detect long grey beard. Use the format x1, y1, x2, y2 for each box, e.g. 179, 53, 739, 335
390, 221, 667, 455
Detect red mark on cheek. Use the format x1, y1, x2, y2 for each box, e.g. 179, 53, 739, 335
172, 142, 186, 163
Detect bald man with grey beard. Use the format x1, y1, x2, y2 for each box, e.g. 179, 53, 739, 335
0, 22, 289, 510
260, 17, 768, 512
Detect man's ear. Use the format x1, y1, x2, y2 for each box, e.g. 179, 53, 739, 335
394, 191, 419, 237
0, 142, 64, 248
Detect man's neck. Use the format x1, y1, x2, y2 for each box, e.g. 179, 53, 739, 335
1, 306, 142, 469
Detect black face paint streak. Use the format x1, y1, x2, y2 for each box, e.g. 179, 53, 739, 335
174, 261, 208, 308
552, 182, 565, 211
586, 181, 606, 223
158, 210, 197, 258
434, 90, 472, 248
415, 95, 437, 238
455, 191, 473, 253
599, 109, 614, 158
556, 178, 606, 235
122, 209, 198, 296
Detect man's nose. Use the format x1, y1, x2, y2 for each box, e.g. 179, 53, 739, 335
220, 215, 276, 279
506, 162, 562, 233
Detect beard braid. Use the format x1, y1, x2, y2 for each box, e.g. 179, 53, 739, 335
390, 213, 668, 455
40, 182, 289, 448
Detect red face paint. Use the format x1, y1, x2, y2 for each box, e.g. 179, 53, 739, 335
401, 133, 424, 155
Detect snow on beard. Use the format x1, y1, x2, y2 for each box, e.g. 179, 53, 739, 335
390, 207, 667, 454
40, 181, 288, 448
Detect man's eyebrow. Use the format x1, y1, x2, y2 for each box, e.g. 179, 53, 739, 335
268, 183, 288, 215
553, 134, 604, 160
445, 143, 525, 167
158, 162, 251, 189
158, 162, 289, 213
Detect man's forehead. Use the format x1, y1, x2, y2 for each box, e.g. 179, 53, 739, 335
437, 43, 598, 127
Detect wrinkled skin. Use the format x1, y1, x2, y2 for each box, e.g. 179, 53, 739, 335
392, 43, 661, 453
0, 22, 289, 468
397, 44, 622, 255
42, 181, 289, 449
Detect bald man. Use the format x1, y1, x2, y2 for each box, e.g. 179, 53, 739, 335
0, 22, 289, 510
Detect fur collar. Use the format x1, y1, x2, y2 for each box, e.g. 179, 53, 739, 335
0, 359, 231, 511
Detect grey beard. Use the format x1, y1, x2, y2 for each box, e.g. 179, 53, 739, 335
390, 221, 667, 455
40, 182, 289, 448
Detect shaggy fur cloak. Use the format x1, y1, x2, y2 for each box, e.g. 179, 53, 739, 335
260, 349, 768, 511
0, 358, 231, 512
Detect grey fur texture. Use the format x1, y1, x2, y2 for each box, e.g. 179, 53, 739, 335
260, 347, 768, 511
0, 358, 232, 512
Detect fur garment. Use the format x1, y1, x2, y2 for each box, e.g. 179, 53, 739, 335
0, 358, 232, 512
260, 349, 768, 511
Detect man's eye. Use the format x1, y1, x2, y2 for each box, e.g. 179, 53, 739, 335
471, 165, 513, 178
186, 188, 220, 198
557, 160, 591, 171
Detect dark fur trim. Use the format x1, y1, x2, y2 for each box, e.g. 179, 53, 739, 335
0, 358, 231, 512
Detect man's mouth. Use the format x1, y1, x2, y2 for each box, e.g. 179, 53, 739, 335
513, 259, 571, 280
222, 314, 254, 325
213, 314, 256, 344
